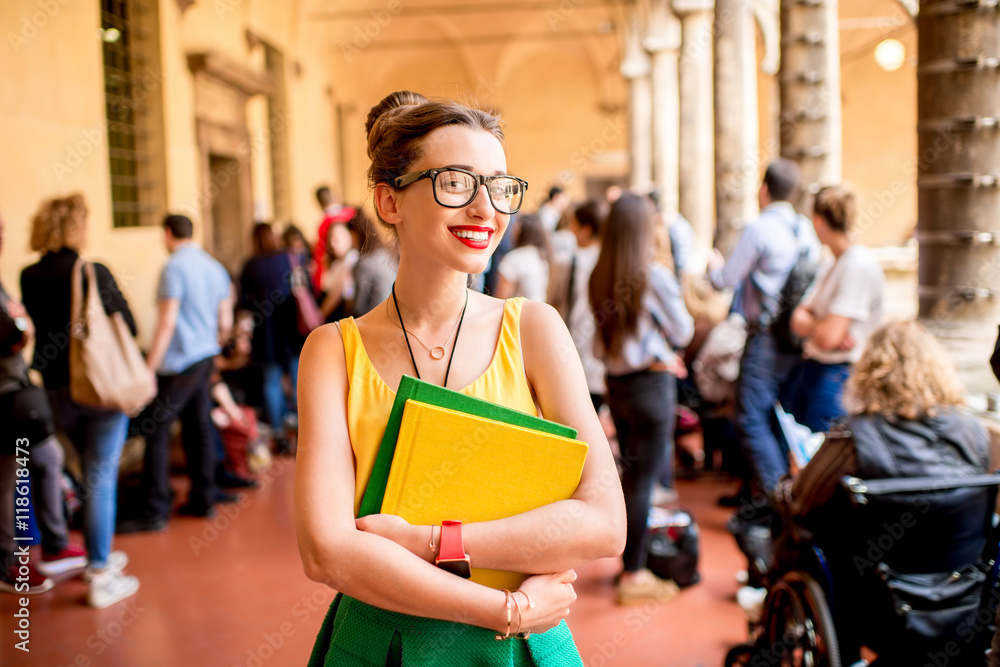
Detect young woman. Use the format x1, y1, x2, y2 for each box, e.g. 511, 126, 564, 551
789, 184, 884, 432
296, 92, 626, 665
589, 194, 693, 605
20, 194, 139, 608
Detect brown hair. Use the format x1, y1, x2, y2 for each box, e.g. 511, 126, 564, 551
588, 194, 657, 358
813, 184, 857, 234
846, 320, 965, 420
251, 222, 278, 256
30, 193, 87, 253
365, 91, 505, 235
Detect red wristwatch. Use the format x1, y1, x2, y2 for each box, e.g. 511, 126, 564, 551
435, 520, 471, 579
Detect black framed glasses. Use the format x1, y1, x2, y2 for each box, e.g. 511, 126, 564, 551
391, 168, 529, 215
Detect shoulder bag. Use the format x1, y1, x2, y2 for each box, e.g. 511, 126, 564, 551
69, 259, 155, 415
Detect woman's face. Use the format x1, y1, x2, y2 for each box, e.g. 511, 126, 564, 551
327, 224, 354, 259
390, 125, 511, 275
811, 212, 831, 247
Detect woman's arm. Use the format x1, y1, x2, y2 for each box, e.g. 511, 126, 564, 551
649, 265, 694, 348
361, 302, 627, 573
96, 263, 138, 336
295, 323, 576, 632
792, 303, 854, 352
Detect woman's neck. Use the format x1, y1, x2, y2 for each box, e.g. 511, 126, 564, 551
391, 256, 469, 328
828, 233, 852, 259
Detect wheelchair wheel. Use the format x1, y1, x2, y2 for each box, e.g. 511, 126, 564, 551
759, 571, 840, 667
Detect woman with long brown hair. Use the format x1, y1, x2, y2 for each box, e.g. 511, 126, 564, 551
588, 193, 693, 604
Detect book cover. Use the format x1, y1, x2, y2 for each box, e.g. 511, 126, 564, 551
358, 375, 577, 517
382, 400, 589, 590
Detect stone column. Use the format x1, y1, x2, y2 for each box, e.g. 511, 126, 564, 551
917, 0, 1000, 395
713, 0, 759, 255
779, 0, 842, 205
645, 0, 682, 219
674, 0, 715, 271
622, 8, 654, 192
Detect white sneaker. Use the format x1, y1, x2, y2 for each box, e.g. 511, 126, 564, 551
737, 586, 768, 623
83, 551, 129, 583
88, 570, 139, 609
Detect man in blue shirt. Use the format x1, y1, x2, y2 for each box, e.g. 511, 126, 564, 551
708, 160, 820, 493
119, 215, 233, 533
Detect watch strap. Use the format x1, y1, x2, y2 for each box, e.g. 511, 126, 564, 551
437, 520, 466, 561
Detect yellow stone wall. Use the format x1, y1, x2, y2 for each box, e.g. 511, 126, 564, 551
0, 0, 337, 346
1, 0, 920, 346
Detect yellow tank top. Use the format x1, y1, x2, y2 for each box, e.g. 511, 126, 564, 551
339, 297, 537, 514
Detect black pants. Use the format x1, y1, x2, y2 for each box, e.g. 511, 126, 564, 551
131, 357, 217, 519
606, 369, 676, 573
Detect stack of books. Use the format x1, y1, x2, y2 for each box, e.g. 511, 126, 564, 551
359, 376, 589, 590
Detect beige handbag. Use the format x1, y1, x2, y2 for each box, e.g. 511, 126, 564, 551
69, 259, 155, 415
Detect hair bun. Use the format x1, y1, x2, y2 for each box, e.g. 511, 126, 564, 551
364, 90, 429, 139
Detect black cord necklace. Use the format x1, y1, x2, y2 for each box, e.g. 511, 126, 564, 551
391, 283, 468, 388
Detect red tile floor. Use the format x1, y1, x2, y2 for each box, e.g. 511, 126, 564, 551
0, 460, 749, 666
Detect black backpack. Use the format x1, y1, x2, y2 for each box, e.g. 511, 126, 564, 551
646, 507, 701, 587
769, 218, 819, 354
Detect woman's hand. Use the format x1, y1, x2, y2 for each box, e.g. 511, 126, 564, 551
515, 570, 578, 634
356, 514, 431, 561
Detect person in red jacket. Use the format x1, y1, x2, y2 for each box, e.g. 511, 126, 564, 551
311, 186, 355, 294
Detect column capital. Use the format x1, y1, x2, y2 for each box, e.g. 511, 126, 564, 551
643, 33, 682, 53
644, 1, 682, 53
672, 0, 715, 14
621, 55, 652, 79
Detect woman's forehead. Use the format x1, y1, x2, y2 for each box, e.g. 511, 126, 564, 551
415, 125, 507, 173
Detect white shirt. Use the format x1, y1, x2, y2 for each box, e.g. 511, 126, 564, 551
567, 244, 605, 394
498, 246, 549, 303
802, 244, 885, 364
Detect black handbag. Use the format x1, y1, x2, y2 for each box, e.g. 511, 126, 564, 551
647, 507, 701, 587
0, 382, 55, 453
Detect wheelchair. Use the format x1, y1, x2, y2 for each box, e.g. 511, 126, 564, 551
725, 473, 1000, 667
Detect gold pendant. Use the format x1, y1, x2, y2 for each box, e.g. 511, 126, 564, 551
430, 347, 446, 360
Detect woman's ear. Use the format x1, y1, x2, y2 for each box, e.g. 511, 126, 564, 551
374, 184, 403, 227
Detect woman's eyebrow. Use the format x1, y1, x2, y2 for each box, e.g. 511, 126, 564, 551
442, 164, 509, 176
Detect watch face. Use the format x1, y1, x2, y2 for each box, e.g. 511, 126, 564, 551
436, 558, 472, 579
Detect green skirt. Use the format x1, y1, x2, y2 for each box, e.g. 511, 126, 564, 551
308, 593, 584, 667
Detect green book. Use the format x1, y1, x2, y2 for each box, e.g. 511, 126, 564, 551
358, 375, 578, 517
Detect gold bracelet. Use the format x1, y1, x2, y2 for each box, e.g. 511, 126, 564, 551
517, 589, 535, 609
510, 591, 526, 638
429, 525, 437, 554
513, 590, 531, 638
495, 590, 513, 640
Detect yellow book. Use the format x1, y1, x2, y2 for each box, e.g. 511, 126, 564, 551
381, 400, 590, 590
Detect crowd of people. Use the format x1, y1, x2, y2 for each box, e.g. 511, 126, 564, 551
2, 89, 997, 665
0, 182, 400, 609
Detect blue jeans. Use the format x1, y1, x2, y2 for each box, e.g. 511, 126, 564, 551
47, 388, 128, 569
606, 369, 676, 573
262, 357, 299, 430
736, 330, 802, 493
789, 359, 850, 433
